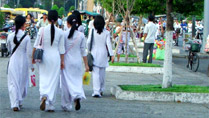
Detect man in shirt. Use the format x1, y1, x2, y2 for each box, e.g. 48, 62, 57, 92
37, 13, 49, 29
58, 16, 63, 29
88, 16, 95, 30
143, 15, 157, 63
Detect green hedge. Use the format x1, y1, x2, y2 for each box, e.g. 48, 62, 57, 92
120, 85, 209, 93
110, 62, 161, 67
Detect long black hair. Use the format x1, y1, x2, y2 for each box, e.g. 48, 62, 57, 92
72, 10, 82, 27
48, 10, 58, 45
14, 15, 26, 45
94, 15, 105, 34
67, 15, 78, 39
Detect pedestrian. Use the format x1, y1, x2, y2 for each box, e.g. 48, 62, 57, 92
117, 26, 131, 62
61, 15, 89, 111
88, 16, 95, 31
7, 15, 34, 111
87, 15, 114, 98
32, 10, 65, 112
58, 16, 63, 29
181, 20, 188, 33
174, 19, 181, 46
37, 13, 49, 29
72, 10, 85, 33
142, 15, 157, 63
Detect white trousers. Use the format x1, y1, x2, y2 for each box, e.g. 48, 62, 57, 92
92, 66, 106, 96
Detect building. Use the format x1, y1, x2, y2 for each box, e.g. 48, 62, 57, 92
87, 0, 94, 12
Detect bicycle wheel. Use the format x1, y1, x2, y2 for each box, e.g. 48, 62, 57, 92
191, 53, 199, 72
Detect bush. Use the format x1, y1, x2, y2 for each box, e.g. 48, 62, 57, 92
51, 5, 59, 13
0, 11, 5, 29
3, 4, 10, 8
69, 6, 75, 12
58, 7, 65, 17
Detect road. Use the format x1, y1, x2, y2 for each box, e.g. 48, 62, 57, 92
1, 57, 209, 118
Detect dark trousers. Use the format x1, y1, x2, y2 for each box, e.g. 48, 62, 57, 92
143, 43, 154, 63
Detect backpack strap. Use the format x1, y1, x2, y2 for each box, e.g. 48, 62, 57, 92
11, 33, 27, 55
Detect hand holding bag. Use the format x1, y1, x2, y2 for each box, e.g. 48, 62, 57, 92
87, 29, 94, 72
33, 28, 44, 63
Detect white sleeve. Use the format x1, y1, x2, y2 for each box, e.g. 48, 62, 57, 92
34, 27, 43, 48
87, 29, 92, 50
144, 24, 148, 34
7, 34, 12, 54
59, 30, 65, 54
106, 31, 114, 56
26, 37, 34, 68
80, 34, 87, 56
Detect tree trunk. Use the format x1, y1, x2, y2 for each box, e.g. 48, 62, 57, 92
162, 0, 173, 88
130, 28, 141, 63
192, 16, 196, 38
201, 0, 209, 53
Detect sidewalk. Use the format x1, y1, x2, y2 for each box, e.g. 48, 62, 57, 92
1, 57, 209, 118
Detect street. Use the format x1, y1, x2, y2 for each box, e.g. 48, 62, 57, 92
173, 57, 209, 75
1, 57, 209, 118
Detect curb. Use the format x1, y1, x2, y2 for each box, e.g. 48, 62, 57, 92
110, 86, 209, 104
107, 66, 163, 74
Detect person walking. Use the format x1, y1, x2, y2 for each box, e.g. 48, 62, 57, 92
61, 15, 89, 111
117, 26, 131, 62
142, 15, 157, 63
87, 15, 114, 98
37, 13, 49, 29
72, 10, 85, 34
32, 10, 65, 112
58, 16, 63, 29
7, 15, 34, 111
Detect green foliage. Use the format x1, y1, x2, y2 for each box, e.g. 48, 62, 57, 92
51, 5, 59, 13
69, 6, 75, 11
58, 7, 65, 17
19, 0, 36, 8
120, 85, 209, 93
3, 4, 10, 8
98, 0, 203, 17
109, 62, 161, 67
0, 11, 5, 29
16, 4, 23, 8
133, 0, 166, 15
173, 0, 204, 17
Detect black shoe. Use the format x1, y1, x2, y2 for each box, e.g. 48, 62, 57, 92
13, 107, 19, 112
100, 92, 103, 96
93, 95, 101, 98
47, 110, 55, 112
75, 99, 81, 111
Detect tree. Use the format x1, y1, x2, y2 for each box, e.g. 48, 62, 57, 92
162, 0, 174, 88
51, 5, 59, 13
58, 7, 65, 17
3, 4, 10, 8
0, 10, 5, 29
19, 0, 36, 8
69, 6, 75, 12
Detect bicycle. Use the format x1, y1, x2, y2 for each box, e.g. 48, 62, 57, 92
187, 41, 201, 72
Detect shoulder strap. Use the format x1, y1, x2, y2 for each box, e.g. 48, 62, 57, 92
11, 33, 27, 55
89, 29, 94, 52
65, 34, 80, 54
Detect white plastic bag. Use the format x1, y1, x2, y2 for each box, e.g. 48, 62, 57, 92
29, 70, 36, 87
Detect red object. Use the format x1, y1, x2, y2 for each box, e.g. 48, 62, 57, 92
173, 33, 177, 39
30, 75, 36, 86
